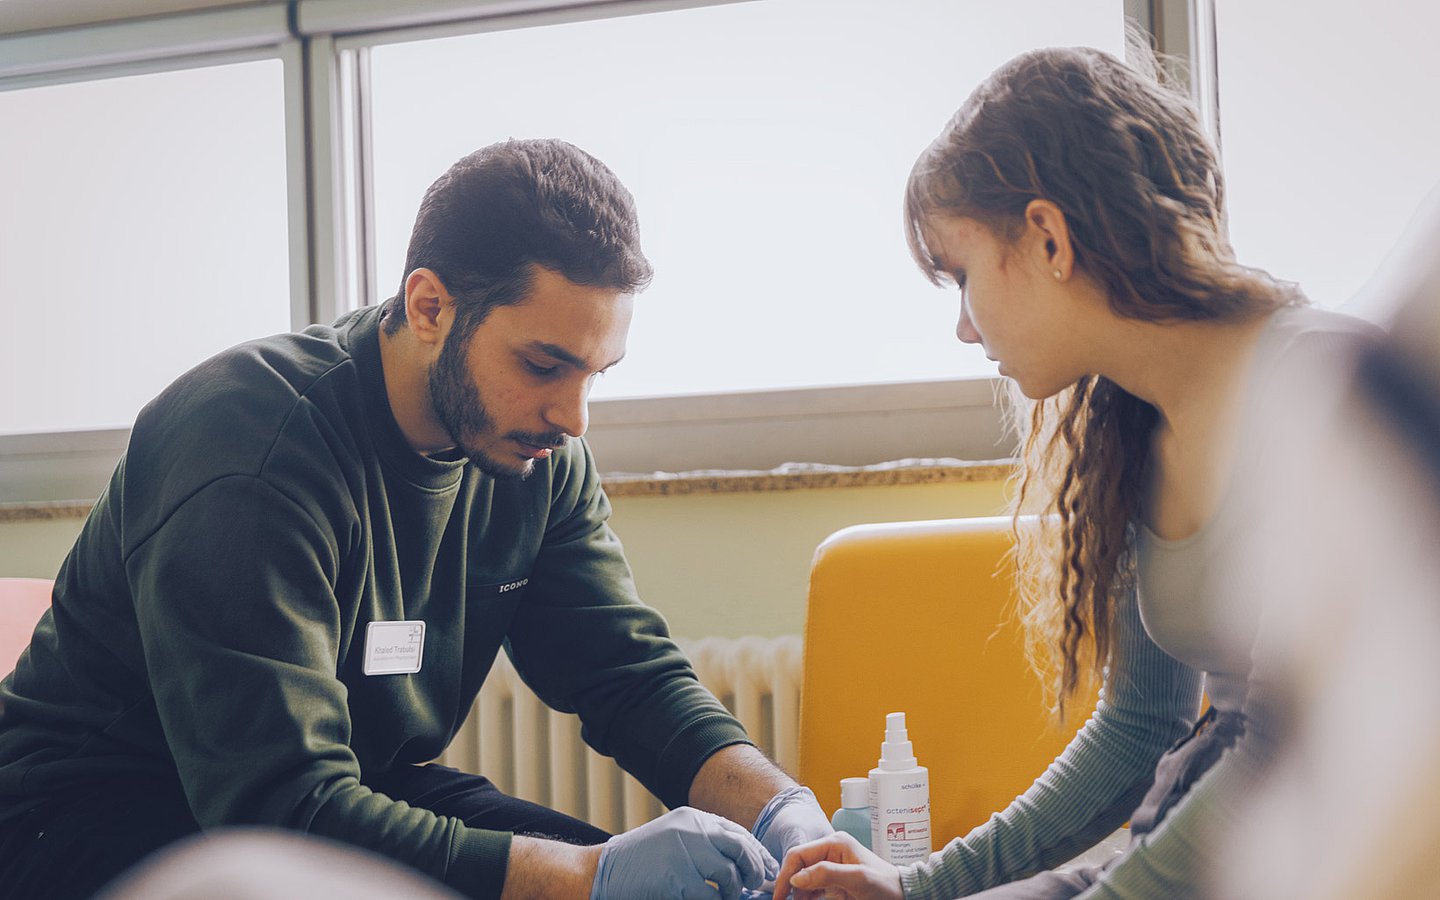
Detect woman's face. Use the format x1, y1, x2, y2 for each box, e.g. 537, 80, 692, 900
924, 214, 1085, 399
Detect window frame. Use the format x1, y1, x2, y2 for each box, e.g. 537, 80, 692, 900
0, 12, 312, 328
0, 0, 1199, 503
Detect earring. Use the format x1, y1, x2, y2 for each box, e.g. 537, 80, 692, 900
1053, 269, 1063, 280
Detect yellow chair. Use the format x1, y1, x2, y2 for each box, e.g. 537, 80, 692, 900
1, 577, 53, 677
798, 516, 1094, 845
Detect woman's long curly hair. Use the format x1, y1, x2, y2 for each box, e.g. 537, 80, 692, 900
904, 47, 1300, 715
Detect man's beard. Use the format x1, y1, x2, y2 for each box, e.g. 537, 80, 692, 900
426, 327, 566, 480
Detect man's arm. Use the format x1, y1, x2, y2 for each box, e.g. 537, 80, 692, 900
506, 442, 830, 879
691, 744, 835, 872
499, 837, 601, 900
502, 808, 779, 900
688, 743, 795, 827
489, 720, 818, 900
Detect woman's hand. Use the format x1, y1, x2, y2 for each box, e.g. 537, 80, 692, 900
770, 831, 903, 900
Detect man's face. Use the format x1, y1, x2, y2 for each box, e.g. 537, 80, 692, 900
426, 266, 633, 479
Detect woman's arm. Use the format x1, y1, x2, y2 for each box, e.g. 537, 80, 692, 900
901, 582, 1204, 899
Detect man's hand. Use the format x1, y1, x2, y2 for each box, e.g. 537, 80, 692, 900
589, 807, 778, 900
751, 786, 834, 865
770, 831, 902, 900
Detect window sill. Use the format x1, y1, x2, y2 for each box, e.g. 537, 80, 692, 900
0, 499, 94, 522
603, 457, 1014, 497
0, 377, 1012, 504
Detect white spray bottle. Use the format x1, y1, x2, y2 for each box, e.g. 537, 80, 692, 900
868, 711, 932, 863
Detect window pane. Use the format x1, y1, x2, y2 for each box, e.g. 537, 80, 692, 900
1217, 0, 1440, 317
0, 59, 292, 433
368, 0, 1122, 399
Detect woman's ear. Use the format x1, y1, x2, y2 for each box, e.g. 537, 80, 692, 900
403, 268, 451, 347
1024, 199, 1075, 281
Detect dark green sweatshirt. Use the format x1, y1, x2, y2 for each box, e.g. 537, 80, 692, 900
0, 306, 749, 898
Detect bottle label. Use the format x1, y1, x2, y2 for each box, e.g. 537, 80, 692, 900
869, 778, 931, 862
879, 809, 930, 861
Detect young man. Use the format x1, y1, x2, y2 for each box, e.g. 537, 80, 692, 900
0, 139, 829, 900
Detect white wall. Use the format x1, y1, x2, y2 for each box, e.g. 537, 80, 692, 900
611, 479, 1008, 638
0, 518, 83, 579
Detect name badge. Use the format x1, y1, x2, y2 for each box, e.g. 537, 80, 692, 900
363, 620, 426, 675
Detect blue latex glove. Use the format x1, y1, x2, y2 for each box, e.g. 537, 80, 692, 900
751, 786, 835, 865
589, 807, 779, 900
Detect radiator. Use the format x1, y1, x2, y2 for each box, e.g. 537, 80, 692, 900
434, 635, 803, 833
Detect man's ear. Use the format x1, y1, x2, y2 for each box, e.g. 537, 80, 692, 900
404, 268, 450, 346
1023, 199, 1075, 281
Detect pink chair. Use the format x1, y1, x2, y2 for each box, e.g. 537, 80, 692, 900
1, 577, 53, 676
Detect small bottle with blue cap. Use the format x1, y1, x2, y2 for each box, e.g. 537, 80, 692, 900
830, 776, 872, 849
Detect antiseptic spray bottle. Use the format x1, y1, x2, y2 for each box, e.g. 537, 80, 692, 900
868, 711, 931, 863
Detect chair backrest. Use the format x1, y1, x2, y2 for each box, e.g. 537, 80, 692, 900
798, 516, 1094, 845
1, 577, 54, 677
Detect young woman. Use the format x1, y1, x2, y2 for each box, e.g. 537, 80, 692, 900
772, 46, 1379, 900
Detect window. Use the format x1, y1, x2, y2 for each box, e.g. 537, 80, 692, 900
0, 0, 1134, 499
365, 0, 1124, 400
0, 59, 292, 434
1215, 0, 1440, 319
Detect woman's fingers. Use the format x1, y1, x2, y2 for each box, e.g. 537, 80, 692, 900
771, 832, 902, 900
771, 833, 858, 899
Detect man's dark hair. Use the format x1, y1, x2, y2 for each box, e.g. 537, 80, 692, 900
381, 138, 653, 338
